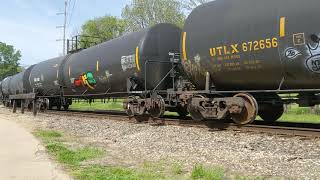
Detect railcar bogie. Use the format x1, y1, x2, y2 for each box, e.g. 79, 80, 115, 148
47, 97, 72, 111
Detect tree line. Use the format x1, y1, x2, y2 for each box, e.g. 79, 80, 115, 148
78, 0, 212, 48
0, 0, 212, 80
0, 42, 21, 80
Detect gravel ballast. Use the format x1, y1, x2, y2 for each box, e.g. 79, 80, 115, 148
1, 107, 320, 179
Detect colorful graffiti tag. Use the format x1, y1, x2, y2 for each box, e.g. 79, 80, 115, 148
74, 72, 97, 89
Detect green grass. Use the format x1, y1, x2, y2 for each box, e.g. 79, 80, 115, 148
74, 166, 140, 180
171, 162, 183, 175
70, 100, 123, 111
70, 100, 180, 116
74, 165, 167, 180
278, 114, 320, 123
191, 165, 225, 180
35, 130, 63, 138
35, 129, 263, 179
34, 129, 104, 167
277, 104, 320, 123
34, 129, 172, 179
46, 143, 104, 166
254, 105, 320, 123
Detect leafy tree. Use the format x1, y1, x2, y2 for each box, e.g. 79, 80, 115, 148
181, 0, 214, 11
122, 0, 185, 32
0, 42, 21, 80
78, 15, 126, 49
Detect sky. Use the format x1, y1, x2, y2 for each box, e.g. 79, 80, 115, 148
0, 0, 130, 66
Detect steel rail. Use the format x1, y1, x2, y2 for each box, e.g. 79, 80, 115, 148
41, 110, 320, 138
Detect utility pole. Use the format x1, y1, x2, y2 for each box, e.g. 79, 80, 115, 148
57, 0, 68, 56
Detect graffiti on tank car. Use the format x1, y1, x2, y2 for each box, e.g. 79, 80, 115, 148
121, 54, 136, 71
105, 70, 112, 78
285, 33, 320, 73
97, 70, 113, 83
304, 37, 320, 73
34, 77, 41, 82
306, 55, 320, 73
54, 80, 59, 86
34, 82, 43, 88
194, 54, 201, 66
182, 60, 206, 78
74, 72, 97, 89
33, 75, 44, 88
33, 74, 44, 83
285, 47, 302, 60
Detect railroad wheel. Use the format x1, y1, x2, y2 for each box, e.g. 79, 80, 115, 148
48, 101, 53, 110
176, 105, 189, 118
148, 95, 165, 118
57, 104, 62, 111
258, 94, 284, 123
27, 102, 33, 111
259, 104, 284, 123
231, 93, 258, 125
123, 96, 135, 118
187, 95, 205, 121
39, 102, 48, 112
63, 105, 69, 111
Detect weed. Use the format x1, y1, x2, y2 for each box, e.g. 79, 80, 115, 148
171, 163, 183, 175
191, 164, 224, 180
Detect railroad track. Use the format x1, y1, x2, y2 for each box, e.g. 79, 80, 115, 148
39, 109, 320, 138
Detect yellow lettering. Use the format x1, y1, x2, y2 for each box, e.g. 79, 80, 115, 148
248, 41, 253, 51
265, 38, 271, 48
223, 46, 230, 55
209, 37, 278, 59
272, 38, 278, 47
216, 47, 223, 56
242, 43, 248, 52
210, 48, 216, 57
253, 41, 259, 51
231, 44, 239, 54
259, 40, 265, 49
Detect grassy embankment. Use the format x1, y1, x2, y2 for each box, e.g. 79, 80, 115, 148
70, 100, 320, 124
35, 129, 262, 180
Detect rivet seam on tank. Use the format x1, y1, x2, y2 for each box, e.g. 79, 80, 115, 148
96, 60, 99, 72
135, 47, 140, 71
280, 17, 286, 38
182, 32, 187, 61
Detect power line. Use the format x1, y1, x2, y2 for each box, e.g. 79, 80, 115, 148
68, 0, 76, 27
67, 0, 72, 13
